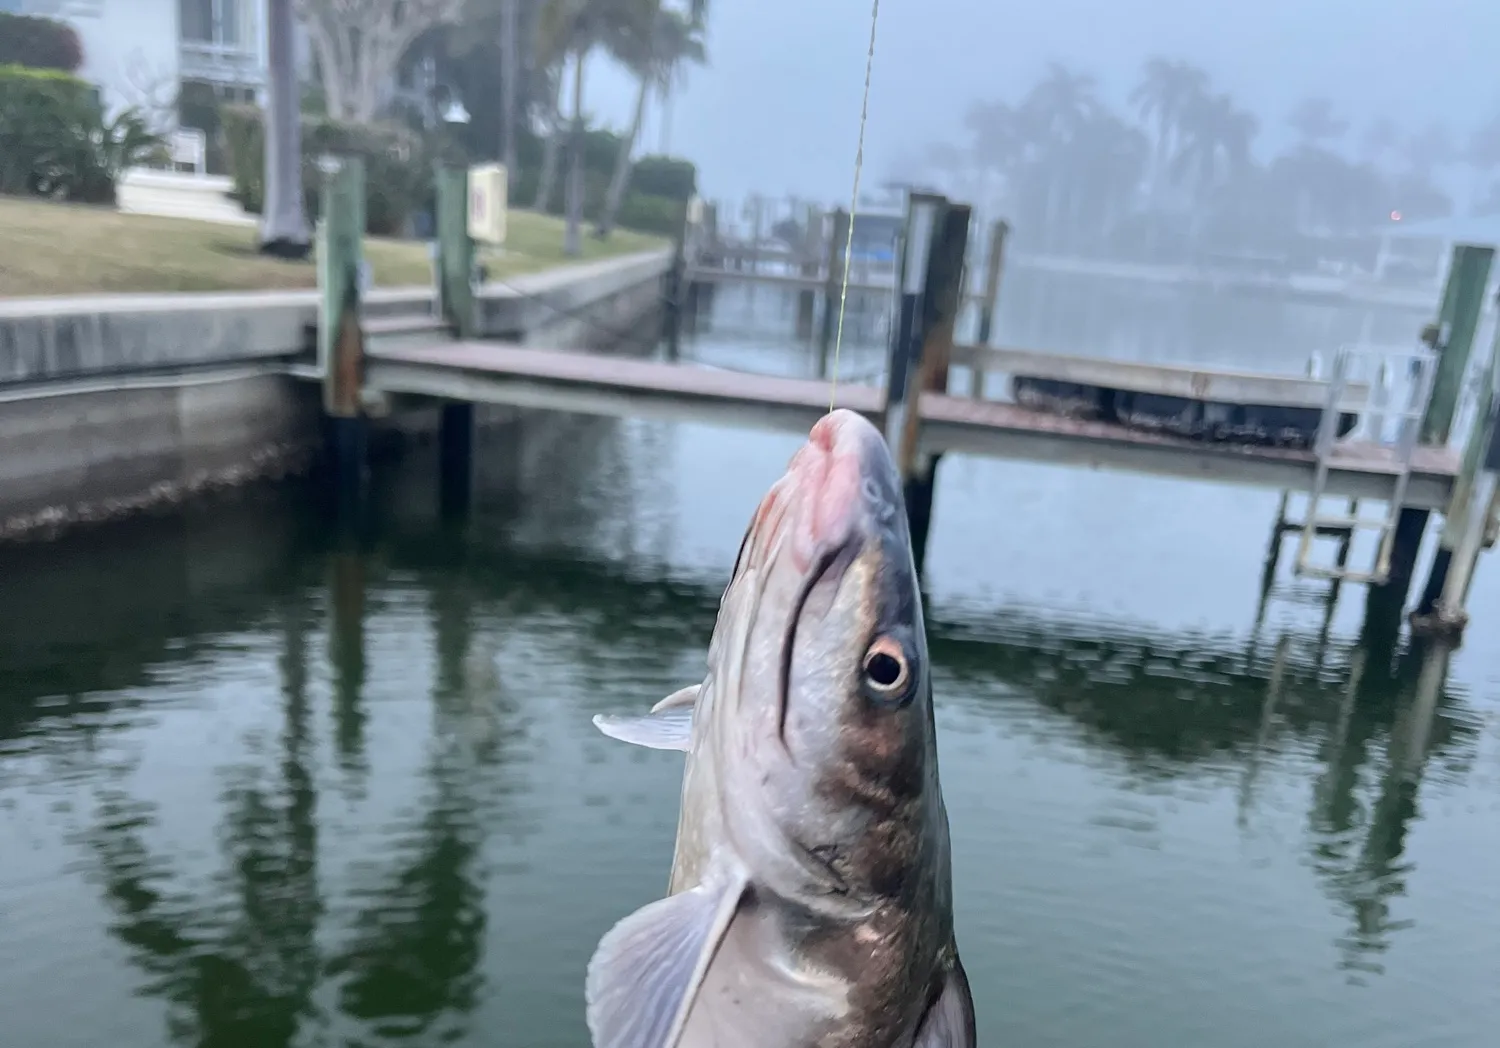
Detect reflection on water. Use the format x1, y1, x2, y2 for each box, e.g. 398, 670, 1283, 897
2, 278, 1499, 1048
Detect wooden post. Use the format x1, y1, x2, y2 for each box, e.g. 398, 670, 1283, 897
1420, 245, 1493, 445
968, 219, 1009, 398
1411, 317, 1500, 638
664, 196, 693, 357
434, 164, 476, 339
884, 193, 970, 576
439, 402, 475, 516
1369, 243, 1493, 615
317, 155, 367, 508
433, 164, 477, 515
818, 208, 851, 369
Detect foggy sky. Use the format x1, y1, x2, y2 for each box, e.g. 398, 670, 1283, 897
580, 0, 1500, 202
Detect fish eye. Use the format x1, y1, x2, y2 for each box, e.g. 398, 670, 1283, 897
861, 636, 914, 706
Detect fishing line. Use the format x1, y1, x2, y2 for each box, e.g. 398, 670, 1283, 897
828, 0, 881, 412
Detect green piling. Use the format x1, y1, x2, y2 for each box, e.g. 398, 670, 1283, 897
434, 164, 476, 339
1369, 244, 1493, 619
316, 155, 367, 507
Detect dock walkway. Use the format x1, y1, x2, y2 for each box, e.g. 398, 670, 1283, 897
364, 342, 1460, 511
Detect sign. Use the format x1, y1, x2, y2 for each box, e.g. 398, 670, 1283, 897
467, 163, 508, 245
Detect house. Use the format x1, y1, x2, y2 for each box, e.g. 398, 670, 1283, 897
4, 2, 309, 144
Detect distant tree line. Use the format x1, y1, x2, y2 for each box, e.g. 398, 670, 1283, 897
911, 57, 1500, 264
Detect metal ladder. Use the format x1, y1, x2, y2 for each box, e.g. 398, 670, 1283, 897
1293, 344, 1436, 585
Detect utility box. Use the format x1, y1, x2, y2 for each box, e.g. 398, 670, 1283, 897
467, 164, 507, 245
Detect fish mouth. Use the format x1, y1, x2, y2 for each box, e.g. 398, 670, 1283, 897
769, 410, 905, 752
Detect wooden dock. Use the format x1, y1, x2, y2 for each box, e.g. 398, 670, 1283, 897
302, 167, 1497, 640
364, 342, 1459, 511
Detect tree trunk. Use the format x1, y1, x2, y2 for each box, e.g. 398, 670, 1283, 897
595, 74, 649, 238
563, 48, 585, 257
260, 0, 311, 259
533, 75, 564, 211
500, 0, 519, 189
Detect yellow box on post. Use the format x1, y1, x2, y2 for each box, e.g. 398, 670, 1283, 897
467, 163, 508, 245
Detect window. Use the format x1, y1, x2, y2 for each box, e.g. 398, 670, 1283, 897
180, 0, 242, 47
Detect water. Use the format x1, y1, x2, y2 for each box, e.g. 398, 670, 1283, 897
3, 279, 1499, 1048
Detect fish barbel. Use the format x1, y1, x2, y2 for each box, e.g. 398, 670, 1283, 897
588, 408, 974, 1048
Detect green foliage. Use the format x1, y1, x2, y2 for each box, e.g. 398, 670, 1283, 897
0, 65, 165, 204
0, 13, 83, 72
218, 98, 694, 239
222, 104, 430, 236
615, 192, 683, 236
628, 155, 696, 201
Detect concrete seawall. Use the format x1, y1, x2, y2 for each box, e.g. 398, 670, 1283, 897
0, 249, 671, 538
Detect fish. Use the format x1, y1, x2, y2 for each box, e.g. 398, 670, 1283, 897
586, 408, 974, 1048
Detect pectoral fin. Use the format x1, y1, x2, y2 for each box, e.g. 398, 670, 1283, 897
585, 874, 746, 1048
912, 956, 977, 1048
591, 685, 700, 751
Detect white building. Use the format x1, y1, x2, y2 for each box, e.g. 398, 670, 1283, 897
6, 0, 271, 126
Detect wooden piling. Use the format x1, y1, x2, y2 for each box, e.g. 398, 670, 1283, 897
884, 193, 971, 575
818, 208, 851, 370
969, 219, 1009, 398
439, 403, 475, 516
433, 164, 477, 514
434, 164, 476, 339
1411, 318, 1500, 638
317, 155, 367, 509
1369, 244, 1492, 619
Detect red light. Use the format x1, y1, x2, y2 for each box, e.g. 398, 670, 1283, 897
1390, 210, 1402, 221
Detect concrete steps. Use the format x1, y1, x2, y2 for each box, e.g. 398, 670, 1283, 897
117, 168, 258, 227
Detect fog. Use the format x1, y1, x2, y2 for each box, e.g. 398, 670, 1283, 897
581, 0, 1500, 202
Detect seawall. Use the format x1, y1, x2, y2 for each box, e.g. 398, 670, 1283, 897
0, 249, 671, 539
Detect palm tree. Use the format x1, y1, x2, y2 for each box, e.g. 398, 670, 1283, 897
595, 1, 707, 238
538, 0, 639, 255
259, 0, 310, 259
959, 100, 1020, 214
1171, 91, 1258, 201
530, 61, 565, 211
1129, 57, 1209, 199
1017, 62, 1098, 144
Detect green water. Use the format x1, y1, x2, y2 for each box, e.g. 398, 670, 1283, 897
2, 280, 1498, 1048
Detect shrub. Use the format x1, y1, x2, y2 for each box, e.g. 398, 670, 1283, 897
0, 13, 83, 72
0, 65, 164, 203
222, 104, 430, 236
628, 155, 696, 202
615, 192, 684, 237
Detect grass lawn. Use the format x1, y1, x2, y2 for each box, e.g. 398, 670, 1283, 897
0, 195, 668, 298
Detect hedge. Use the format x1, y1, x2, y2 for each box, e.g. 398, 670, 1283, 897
221, 101, 698, 238
628, 156, 696, 202
223, 104, 430, 236
0, 13, 82, 72
616, 193, 684, 236
0, 65, 164, 204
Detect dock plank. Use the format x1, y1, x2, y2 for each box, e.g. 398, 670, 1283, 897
364, 342, 1459, 508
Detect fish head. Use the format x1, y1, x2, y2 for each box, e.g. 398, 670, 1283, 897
712, 407, 944, 904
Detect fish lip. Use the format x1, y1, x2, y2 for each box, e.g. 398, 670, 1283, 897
775, 535, 861, 755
